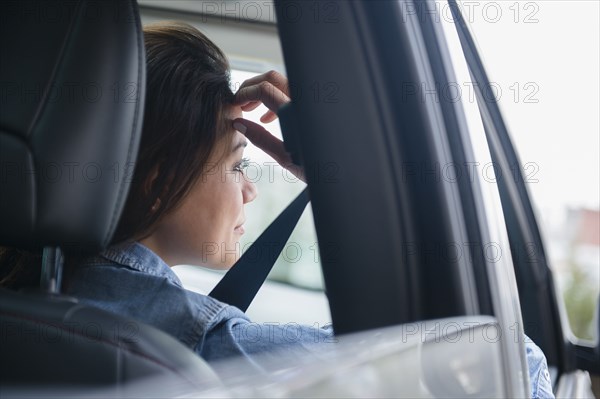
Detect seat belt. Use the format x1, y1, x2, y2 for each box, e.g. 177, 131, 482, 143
209, 188, 309, 311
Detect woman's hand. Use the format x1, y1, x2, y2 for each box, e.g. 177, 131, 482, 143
232, 71, 305, 182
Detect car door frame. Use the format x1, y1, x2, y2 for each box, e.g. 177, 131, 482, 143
446, 0, 599, 392
275, 0, 530, 396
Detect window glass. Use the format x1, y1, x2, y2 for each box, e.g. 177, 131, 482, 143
138, 9, 329, 323
464, 0, 599, 340
173, 69, 329, 324
228, 69, 326, 291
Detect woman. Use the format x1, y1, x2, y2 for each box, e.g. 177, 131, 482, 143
0, 22, 553, 396
0, 21, 330, 363
61, 22, 334, 363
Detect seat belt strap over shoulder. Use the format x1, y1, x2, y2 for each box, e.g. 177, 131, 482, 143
209, 189, 309, 311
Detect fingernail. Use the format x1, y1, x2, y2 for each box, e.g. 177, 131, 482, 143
233, 121, 247, 134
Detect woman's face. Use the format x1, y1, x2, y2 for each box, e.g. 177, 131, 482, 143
140, 107, 258, 268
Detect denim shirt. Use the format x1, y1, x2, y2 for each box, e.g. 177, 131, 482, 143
526, 338, 555, 399
65, 242, 554, 398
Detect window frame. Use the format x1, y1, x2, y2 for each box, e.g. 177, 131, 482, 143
446, 0, 600, 384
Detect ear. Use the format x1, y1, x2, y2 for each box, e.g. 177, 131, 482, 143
143, 164, 160, 195
151, 197, 162, 212
143, 165, 163, 213
144, 165, 174, 214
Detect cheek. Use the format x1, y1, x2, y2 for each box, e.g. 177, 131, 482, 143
221, 179, 245, 218
199, 176, 245, 230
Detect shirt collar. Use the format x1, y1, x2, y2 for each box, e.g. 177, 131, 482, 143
100, 241, 184, 288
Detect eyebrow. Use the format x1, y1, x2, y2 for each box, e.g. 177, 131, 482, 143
231, 140, 248, 153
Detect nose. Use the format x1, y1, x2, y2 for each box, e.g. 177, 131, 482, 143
242, 176, 257, 204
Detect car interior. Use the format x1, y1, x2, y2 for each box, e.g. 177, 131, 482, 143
1, 0, 598, 397
0, 0, 225, 393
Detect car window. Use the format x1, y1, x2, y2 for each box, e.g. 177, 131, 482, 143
176, 68, 326, 292
141, 10, 327, 292
169, 68, 330, 324
464, 0, 599, 341
229, 69, 325, 292
140, 5, 330, 322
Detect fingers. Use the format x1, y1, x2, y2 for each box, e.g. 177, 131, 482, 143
238, 102, 277, 123
232, 72, 306, 182
234, 70, 291, 124
237, 70, 290, 97
260, 110, 278, 123
234, 81, 291, 113
233, 118, 290, 165
233, 118, 306, 182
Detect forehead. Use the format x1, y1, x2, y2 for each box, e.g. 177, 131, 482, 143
226, 104, 243, 120
210, 130, 246, 163
230, 131, 246, 150
224, 105, 245, 150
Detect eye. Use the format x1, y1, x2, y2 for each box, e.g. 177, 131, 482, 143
233, 157, 250, 173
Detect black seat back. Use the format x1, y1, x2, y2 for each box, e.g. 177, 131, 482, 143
0, 288, 219, 390
0, 0, 219, 391
0, 0, 141, 249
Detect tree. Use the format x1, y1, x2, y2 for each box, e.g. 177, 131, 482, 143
563, 259, 598, 340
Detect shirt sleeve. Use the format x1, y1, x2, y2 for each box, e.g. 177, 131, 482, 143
524, 335, 555, 399
199, 306, 555, 398
197, 305, 336, 368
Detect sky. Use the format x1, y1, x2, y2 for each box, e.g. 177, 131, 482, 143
463, 0, 600, 223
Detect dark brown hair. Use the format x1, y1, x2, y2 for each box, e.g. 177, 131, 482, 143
0, 22, 235, 289
112, 21, 234, 243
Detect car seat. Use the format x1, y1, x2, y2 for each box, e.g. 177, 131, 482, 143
0, 0, 219, 394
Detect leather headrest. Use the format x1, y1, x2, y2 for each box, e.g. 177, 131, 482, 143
0, 0, 145, 252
